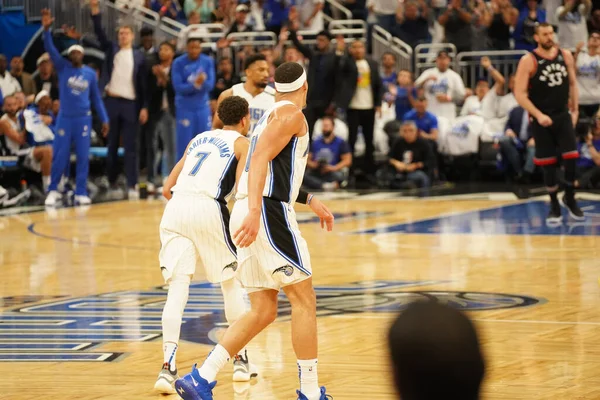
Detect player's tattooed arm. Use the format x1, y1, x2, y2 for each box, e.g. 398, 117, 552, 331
212, 88, 233, 129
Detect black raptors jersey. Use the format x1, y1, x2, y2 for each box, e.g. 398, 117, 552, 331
528, 49, 570, 115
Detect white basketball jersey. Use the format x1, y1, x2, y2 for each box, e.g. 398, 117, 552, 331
237, 101, 310, 205
172, 129, 242, 201
232, 83, 276, 134
0, 114, 22, 155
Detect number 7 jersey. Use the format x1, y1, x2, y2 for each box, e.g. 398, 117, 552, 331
171, 129, 243, 202
528, 49, 570, 116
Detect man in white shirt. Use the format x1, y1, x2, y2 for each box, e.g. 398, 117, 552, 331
415, 50, 466, 122
556, 0, 591, 50
297, 0, 325, 32
575, 31, 600, 120
367, 0, 399, 34
0, 55, 22, 98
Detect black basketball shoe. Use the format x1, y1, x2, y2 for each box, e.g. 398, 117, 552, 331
561, 194, 585, 221
546, 200, 562, 225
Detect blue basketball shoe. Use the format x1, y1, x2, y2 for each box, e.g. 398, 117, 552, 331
296, 386, 332, 400
174, 364, 217, 400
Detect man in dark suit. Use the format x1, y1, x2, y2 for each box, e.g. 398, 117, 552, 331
10, 57, 36, 96
90, 0, 148, 199
498, 106, 535, 182
288, 29, 344, 135
336, 39, 384, 174
145, 41, 176, 190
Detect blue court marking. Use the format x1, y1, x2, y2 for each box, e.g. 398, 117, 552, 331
0, 353, 119, 361
352, 200, 600, 236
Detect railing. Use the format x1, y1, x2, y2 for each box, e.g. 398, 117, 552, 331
24, 0, 50, 21
176, 23, 227, 51
227, 31, 278, 73
326, 0, 352, 20
372, 25, 413, 74
456, 50, 526, 89
414, 43, 458, 76
329, 19, 367, 42
1, 0, 24, 12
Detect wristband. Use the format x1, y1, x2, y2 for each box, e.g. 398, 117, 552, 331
307, 194, 314, 205
297, 189, 309, 204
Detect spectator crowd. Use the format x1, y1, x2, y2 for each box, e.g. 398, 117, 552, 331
2, 0, 600, 207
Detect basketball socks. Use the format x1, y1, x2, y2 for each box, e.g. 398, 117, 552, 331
199, 344, 231, 382
298, 359, 320, 400
42, 176, 50, 191
220, 278, 249, 357
161, 273, 190, 371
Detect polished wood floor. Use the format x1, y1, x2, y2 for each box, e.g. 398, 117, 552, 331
1, 194, 600, 399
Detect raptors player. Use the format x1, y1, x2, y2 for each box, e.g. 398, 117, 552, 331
213, 54, 275, 133
515, 22, 584, 224
175, 63, 335, 400
154, 96, 257, 394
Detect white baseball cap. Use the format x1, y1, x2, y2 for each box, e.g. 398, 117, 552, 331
34, 90, 50, 105
67, 45, 84, 55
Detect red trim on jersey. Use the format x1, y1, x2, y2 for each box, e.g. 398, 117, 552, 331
562, 151, 579, 159
529, 53, 538, 78
534, 156, 558, 166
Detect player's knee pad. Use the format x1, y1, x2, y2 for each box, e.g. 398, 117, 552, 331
542, 165, 559, 190
221, 278, 247, 324
162, 273, 191, 323
562, 158, 577, 185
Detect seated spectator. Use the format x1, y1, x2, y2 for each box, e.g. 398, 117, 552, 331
403, 96, 439, 142
415, 50, 466, 122
556, 0, 591, 50
228, 4, 253, 34
388, 301, 485, 400
304, 116, 352, 190
438, 0, 474, 53
388, 121, 434, 189
496, 106, 535, 182
485, 0, 518, 51
313, 114, 349, 141
394, 0, 431, 49
34, 53, 60, 101
438, 106, 490, 157
9, 57, 36, 96
514, 0, 546, 51
381, 52, 398, 88
0, 94, 53, 191
462, 58, 506, 119
388, 69, 417, 123
367, 0, 398, 34
297, 0, 325, 32
576, 32, 600, 121
576, 118, 600, 188
184, 0, 214, 23
0, 54, 22, 98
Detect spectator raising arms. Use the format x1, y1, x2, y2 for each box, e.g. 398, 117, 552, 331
575, 32, 600, 120
484, 0, 518, 51
415, 50, 466, 122
514, 0, 546, 51
367, 0, 399, 34
556, 0, 591, 50
296, 0, 325, 32
394, 0, 431, 49
304, 116, 352, 190
438, 0, 474, 53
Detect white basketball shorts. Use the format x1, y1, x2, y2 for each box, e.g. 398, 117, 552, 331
230, 197, 312, 293
159, 193, 237, 283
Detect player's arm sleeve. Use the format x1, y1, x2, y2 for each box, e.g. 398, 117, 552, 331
90, 72, 109, 123
43, 29, 68, 71
171, 58, 200, 95
296, 189, 310, 204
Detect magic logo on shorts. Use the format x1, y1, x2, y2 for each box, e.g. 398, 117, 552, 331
0, 280, 544, 362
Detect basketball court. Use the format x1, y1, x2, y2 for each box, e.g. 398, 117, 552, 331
1, 193, 600, 399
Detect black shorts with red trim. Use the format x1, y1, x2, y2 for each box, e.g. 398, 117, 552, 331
531, 111, 578, 166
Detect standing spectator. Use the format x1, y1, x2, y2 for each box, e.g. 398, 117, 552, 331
212, 57, 240, 105
184, 0, 215, 23
9, 57, 36, 97
577, 122, 600, 188
303, 116, 352, 190
556, 0, 591, 49
415, 51, 466, 122
34, 53, 60, 101
484, 0, 518, 51
588, 10, 600, 33
389, 70, 417, 122
381, 52, 398, 88
297, 0, 325, 32
265, 0, 293, 35
139, 27, 157, 62
389, 121, 434, 189
514, 0, 546, 51
172, 31, 215, 159
462, 57, 506, 117
41, 9, 109, 206
438, 0, 474, 53
403, 96, 439, 141
337, 39, 384, 174
211, 0, 235, 26
575, 32, 600, 120
388, 302, 485, 400
0, 55, 22, 98
497, 105, 535, 182
342, 0, 368, 20
158, 0, 186, 22
227, 4, 253, 34
146, 41, 176, 190
90, 0, 148, 199
367, 0, 399, 34
289, 30, 344, 133
394, 0, 431, 49
249, 0, 267, 31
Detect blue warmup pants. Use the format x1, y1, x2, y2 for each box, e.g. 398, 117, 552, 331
49, 114, 92, 196
176, 107, 211, 159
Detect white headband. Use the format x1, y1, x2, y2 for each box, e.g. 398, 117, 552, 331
275, 69, 307, 93
67, 45, 84, 55
35, 90, 50, 105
